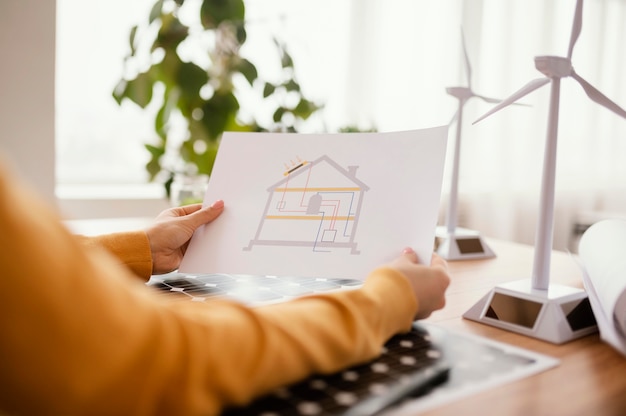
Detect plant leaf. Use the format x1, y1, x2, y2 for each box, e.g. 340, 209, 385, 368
177, 62, 209, 102
201, 92, 240, 139
112, 80, 127, 105
293, 98, 321, 120
236, 58, 258, 86
263, 82, 276, 98
184, 139, 220, 175
113, 72, 154, 108
273, 107, 286, 123
155, 104, 168, 140
144, 143, 165, 179
283, 79, 300, 92
149, 0, 165, 23
281, 48, 294, 68
145, 143, 165, 158
157, 50, 182, 84
200, 0, 245, 29
129, 26, 138, 56
156, 14, 189, 50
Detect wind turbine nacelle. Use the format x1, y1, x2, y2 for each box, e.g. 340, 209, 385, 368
534, 56, 572, 78
446, 86, 473, 100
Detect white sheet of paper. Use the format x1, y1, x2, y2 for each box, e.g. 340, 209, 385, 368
578, 219, 626, 356
179, 127, 448, 280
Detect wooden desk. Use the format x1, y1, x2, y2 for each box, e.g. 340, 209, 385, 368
422, 239, 626, 415
68, 217, 622, 413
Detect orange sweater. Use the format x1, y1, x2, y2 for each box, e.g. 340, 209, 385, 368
0, 161, 418, 416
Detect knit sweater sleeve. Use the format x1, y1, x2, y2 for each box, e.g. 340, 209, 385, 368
78, 231, 153, 280
0, 161, 419, 416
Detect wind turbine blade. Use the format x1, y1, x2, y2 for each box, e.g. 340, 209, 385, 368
475, 94, 501, 104
461, 28, 472, 89
568, 0, 583, 59
473, 78, 550, 124
571, 71, 626, 119
476, 94, 532, 107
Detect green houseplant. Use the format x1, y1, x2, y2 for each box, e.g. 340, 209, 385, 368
112, 0, 321, 194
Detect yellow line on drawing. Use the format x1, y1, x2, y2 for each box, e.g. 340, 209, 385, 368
265, 215, 354, 221
274, 187, 361, 192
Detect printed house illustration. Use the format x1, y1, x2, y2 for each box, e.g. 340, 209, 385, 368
244, 155, 370, 254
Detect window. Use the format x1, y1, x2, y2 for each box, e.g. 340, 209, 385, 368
55, 0, 352, 186
56, 0, 155, 185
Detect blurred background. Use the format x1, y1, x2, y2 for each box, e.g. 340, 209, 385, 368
1, 0, 625, 251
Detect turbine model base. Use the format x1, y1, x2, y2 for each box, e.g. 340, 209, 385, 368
435, 226, 496, 261
463, 279, 597, 344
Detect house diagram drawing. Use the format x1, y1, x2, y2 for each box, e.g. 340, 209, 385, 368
244, 155, 370, 254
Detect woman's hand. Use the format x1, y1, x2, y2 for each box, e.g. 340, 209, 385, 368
145, 200, 225, 274
387, 248, 450, 320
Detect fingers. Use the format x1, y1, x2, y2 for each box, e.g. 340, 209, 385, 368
156, 204, 202, 221
176, 203, 203, 215
161, 200, 225, 229
401, 247, 419, 264
390, 248, 450, 321
170, 200, 222, 217
186, 200, 224, 228
208, 199, 225, 210
430, 253, 448, 270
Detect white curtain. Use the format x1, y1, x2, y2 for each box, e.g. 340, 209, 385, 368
337, 0, 626, 250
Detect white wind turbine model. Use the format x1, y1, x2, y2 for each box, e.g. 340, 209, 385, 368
437, 30, 501, 261
464, 0, 626, 344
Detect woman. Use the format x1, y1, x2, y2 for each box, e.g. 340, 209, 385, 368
0, 158, 449, 416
